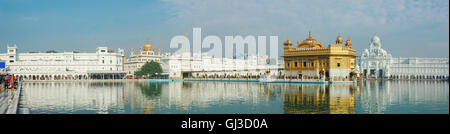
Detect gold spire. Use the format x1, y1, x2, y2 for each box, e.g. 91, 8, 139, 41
308, 31, 313, 39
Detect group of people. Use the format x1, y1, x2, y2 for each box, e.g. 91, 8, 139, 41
0, 74, 18, 90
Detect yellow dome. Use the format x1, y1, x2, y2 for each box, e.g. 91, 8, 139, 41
284, 39, 293, 46
297, 32, 322, 48
142, 41, 154, 51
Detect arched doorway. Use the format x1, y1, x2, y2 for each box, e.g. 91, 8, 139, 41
378, 69, 383, 78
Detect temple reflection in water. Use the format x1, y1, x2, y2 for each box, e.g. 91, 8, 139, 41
283, 84, 358, 114
21, 80, 448, 114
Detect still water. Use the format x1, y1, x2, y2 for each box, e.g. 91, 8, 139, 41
20, 80, 448, 114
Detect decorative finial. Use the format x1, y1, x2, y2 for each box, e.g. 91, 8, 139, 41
308, 31, 312, 39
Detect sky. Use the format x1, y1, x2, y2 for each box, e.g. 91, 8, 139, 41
0, 0, 448, 58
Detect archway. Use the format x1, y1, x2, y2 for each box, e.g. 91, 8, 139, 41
378, 69, 383, 78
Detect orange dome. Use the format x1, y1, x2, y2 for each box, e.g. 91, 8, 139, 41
345, 36, 352, 47
297, 32, 322, 48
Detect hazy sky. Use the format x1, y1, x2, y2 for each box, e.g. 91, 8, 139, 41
0, 0, 448, 57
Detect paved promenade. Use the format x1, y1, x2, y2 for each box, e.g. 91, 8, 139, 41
0, 82, 27, 114
22, 79, 147, 82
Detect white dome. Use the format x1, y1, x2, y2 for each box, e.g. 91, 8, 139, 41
371, 34, 381, 46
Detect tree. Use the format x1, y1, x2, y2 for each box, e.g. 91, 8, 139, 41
134, 61, 163, 77
46, 50, 58, 53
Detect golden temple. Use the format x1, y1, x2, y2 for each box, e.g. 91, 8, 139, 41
283, 32, 357, 81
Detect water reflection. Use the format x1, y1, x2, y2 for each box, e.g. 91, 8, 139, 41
283, 84, 358, 114
356, 80, 449, 114
21, 80, 448, 114
23, 82, 126, 114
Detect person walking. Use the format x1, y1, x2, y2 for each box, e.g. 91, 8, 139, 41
7, 75, 11, 89
12, 75, 15, 89
11, 74, 14, 89
3, 75, 6, 89
4, 75, 8, 89
0, 75, 3, 90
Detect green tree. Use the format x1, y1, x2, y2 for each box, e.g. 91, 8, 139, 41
46, 50, 58, 53
134, 61, 163, 77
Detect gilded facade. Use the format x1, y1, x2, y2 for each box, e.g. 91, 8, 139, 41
283, 32, 357, 81
283, 84, 357, 114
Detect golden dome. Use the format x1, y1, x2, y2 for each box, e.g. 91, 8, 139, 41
284, 39, 293, 46
142, 40, 154, 51
297, 31, 322, 48
336, 33, 343, 44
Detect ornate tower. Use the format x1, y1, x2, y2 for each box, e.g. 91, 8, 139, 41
130, 48, 135, 56
7, 44, 18, 64
336, 33, 343, 45
283, 39, 293, 52
345, 36, 352, 48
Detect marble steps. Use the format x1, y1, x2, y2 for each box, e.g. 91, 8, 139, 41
18, 108, 29, 114
0, 94, 11, 114
17, 88, 30, 114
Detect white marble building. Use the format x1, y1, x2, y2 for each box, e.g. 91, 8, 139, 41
0, 44, 126, 80
161, 51, 281, 79
124, 41, 162, 76
358, 34, 449, 79
389, 57, 449, 79
359, 34, 393, 78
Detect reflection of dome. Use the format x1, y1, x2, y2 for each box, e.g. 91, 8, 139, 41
142, 41, 154, 51
297, 32, 322, 48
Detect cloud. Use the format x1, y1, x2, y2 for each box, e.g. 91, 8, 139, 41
161, 0, 449, 35
160, 0, 449, 57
